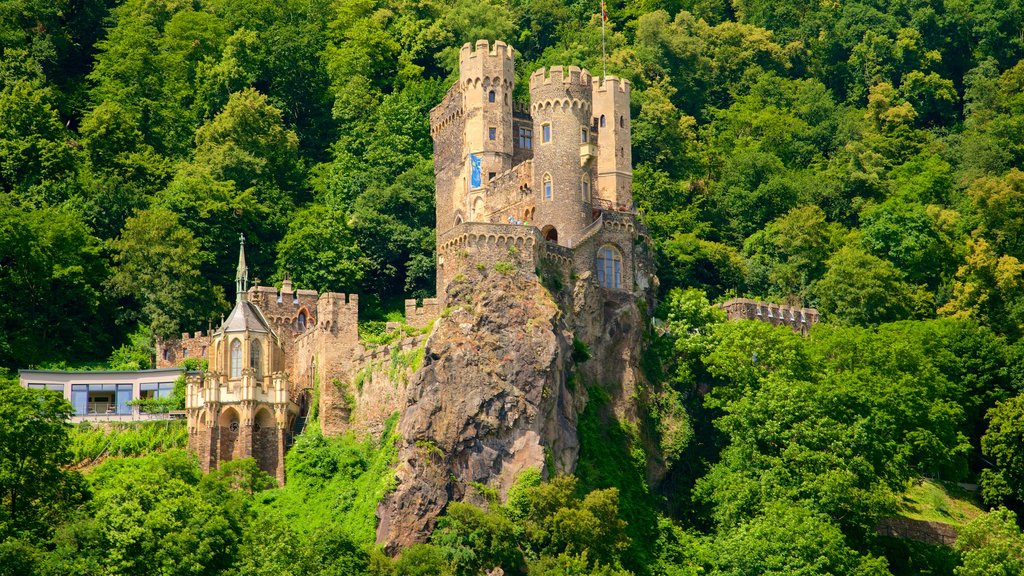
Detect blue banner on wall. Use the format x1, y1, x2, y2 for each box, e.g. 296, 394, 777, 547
470, 154, 482, 188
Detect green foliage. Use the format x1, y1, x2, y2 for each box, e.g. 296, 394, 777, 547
493, 261, 516, 275
0, 381, 83, 540
254, 412, 400, 546
954, 508, 1024, 576
68, 420, 188, 463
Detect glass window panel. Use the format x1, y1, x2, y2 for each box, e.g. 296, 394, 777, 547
117, 384, 133, 414
72, 389, 87, 415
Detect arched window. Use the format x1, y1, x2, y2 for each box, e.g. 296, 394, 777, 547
297, 311, 307, 333
596, 245, 622, 289
488, 90, 495, 103
163, 348, 172, 361
581, 174, 591, 202
250, 340, 262, 379
543, 173, 553, 200
230, 339, 242, 378
600, 114, 606, 127
581, 128, 588, 143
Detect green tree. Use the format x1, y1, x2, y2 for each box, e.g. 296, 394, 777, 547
710, 504, 889, 576
109, 206, 226, 339
276, 205, 370, 294
812, 245, 924, 325
0, 381, 84, 539
955, 508, 1024, 576
980, 395, 1024, 505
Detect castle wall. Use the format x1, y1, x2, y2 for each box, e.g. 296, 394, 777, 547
347, 334, 427, 436
157, 332, 211, 368
436, 222, 544, 301
431, 85, 466, 238
482, 160, 534, 224
460, 39, 515, 209
405, 298, 440, 329
719, 298, 820, 335
530, 66, 595, 246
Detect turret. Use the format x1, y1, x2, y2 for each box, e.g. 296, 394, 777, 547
592, 76, 632, 209
460, 40, 516, 222
529, 66, 595, 245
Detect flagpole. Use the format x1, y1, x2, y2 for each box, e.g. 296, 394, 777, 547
601, 1, 607, 79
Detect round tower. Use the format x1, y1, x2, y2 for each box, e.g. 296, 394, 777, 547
459, 39, 515, 221
592, 75, 632, 210
529, 65, 595, 246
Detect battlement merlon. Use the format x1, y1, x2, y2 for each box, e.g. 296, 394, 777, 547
459, 39, 514, 63
592, 75, 631, 94
404, 298, 440, 329
530, 65, 594, 88
459, 40, 515, 83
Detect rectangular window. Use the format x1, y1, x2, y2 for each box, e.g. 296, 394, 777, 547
518, 127, 532, 149
542, 124, 551, 143
581, 128, 588, 143
488, 127, 496, 140
544, 180, 552, 200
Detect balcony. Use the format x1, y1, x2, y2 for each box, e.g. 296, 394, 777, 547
580, 143, 597, 165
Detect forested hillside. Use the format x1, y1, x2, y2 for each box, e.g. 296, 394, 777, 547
4, 0, 1024, 573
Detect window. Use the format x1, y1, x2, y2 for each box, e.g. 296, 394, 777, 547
162, 348, 172, 361
488, 90, 495, 103
251, 340, 262, 379
581, 128, 588, 143
581, 174, 591, 202
600, 114, 606, 127
488, 172, 496, 181
140, 382, 175, 413
596, 245, 622, 289
542, 123, 551, 143
620, 116, 625, 128
230, 339, 242, 379
543, 173, 553, 200
297, 311, 307, 333
489, 127, 496, 140
518, 127, 532, 149
72, 383, 132, 416
182, 348, 188, 357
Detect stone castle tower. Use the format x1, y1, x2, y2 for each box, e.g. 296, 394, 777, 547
431, 40, 641, 302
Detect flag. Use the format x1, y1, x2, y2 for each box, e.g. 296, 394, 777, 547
469, 154, 482, 188
601, 0, 608, 21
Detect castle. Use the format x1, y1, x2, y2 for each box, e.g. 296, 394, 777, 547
159, 39, 649, 484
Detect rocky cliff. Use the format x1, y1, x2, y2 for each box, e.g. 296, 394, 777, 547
375, 266, 584, 550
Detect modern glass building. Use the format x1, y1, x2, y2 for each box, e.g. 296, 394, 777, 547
19, 368, 187, 422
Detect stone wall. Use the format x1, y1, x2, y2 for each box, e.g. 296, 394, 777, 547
719, 298, 819, 336
405, 299, 440, 329
436, 222, 544, 302
876, 517, 958, 546
157, 332, 211, 368
347, 334, 428, 436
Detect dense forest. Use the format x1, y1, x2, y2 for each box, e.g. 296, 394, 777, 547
4, 0, 1024, 573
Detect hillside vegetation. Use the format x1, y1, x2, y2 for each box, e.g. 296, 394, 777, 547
5, 0, 1024, 573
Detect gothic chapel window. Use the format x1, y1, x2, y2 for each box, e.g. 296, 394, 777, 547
297, 311, 307, 333
230, 339, 242, 379
250, 340, 262, 379
596, 245, 622, 289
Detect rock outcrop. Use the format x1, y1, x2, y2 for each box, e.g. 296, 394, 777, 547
376, 268, 583, 550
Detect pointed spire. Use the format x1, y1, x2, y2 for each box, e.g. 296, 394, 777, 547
236, 233, 249, 302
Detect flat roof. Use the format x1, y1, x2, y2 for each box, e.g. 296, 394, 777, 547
19, 368, 190, 376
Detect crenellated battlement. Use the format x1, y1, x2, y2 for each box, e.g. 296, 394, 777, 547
529, 65, 593, 88
592, 75, 631, 94
404, 298, 440, 329
718, 298, 820, 336
460, 39, 514, 63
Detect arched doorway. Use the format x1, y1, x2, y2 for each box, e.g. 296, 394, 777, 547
541, 226, 558, 243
